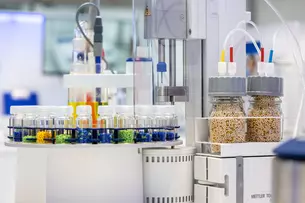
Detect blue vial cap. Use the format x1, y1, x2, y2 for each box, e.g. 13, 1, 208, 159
246, 41, 261, 55
157, 62, 167, 72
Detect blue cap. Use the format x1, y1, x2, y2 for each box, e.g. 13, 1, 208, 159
274, 139, 305, 161
157, 62, 167, 73
246, 41, 261, 55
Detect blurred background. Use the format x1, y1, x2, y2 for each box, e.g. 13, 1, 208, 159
0, 0, 305, 202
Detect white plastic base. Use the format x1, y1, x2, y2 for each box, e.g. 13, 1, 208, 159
143, 147, 196, 203
197, 142, 280, 157
194, 142, 275, 203
14, 148, 143, 203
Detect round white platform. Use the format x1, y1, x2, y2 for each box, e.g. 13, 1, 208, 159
5, 140, 183, 149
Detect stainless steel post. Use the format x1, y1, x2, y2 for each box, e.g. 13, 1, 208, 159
158, 39, 166, 84
169, 39, 177, 105
158, 39, 166, 62
183, 40, 187, 87
169, 39, 177, 87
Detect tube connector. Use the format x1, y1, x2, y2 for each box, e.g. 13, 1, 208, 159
257, 62, 266, 76
266, 63, 275, 76
228, 62, 237, 76
218, 62, 227, 76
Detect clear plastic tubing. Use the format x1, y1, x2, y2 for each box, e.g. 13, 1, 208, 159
264, 0, 305, 138
223, 28, 261, 61
236, 20, 263, 45
76, 105, 93, 144
97, 106, 114, 143
55, 106, 73, 144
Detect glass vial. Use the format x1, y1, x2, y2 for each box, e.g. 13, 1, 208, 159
152, 106, 166, 142
22, 106, 37, 143
116, 106, 135, 144
163, 105, 177, 141
76, 105, 92, 143
55, 106, 73, 144
135, 105, 152, 142
10, 106, 24, 142
36, 107, 53, 144
97, 106, 114, 143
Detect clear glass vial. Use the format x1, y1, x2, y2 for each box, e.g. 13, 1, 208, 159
152, 106, 166, 142
36, 107, 53, 144
55, 106, 73, 144
22, 106, 37, 143
135, 105, 152, 142
162, 105, 177, 141
97, 106, 114, 143
10, 106, 24, 142
116, 105, 135, 144
76, 105, 93, 143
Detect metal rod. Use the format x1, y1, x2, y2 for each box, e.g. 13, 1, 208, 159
183, 40, 187, 86
158, 39, 166, 84
158, 39, 166, 62
169, 39, 176, 87
169, 39, 176, 105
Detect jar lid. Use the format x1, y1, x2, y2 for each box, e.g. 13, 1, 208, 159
208, 76, 246, 97
98, 106, 114, 115
76, 105, 92, 115
247, 76, 283, 97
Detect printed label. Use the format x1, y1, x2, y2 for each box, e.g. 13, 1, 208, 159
251, 193, 271, 202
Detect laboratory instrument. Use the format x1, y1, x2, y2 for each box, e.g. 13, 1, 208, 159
4, 0, 297, 203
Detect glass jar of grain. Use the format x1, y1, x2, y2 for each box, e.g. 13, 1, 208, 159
247, 76, 283, 142
208, 77, 247, 154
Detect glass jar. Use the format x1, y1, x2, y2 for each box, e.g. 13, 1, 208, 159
135, 106, 152, 142
116, 106, 135, 144
36, 107, 53, 144
209, 97, 247, 153
22, 106, 37, 143
10, 106, 24, 142
55, 106, 73, 144
97, 106, 114, 143
76, 105, 92, 143
247, 96, 282, 142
